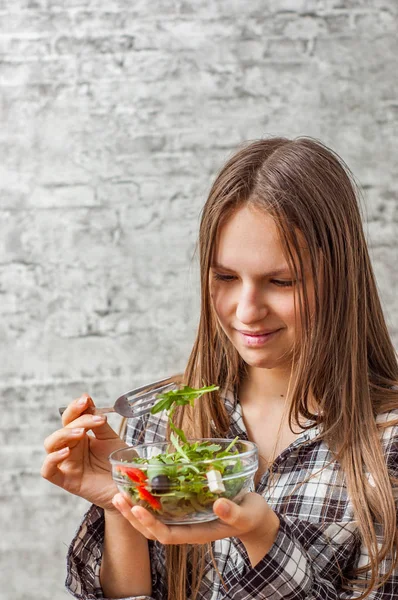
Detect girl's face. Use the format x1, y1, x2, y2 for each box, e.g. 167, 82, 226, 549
210, 205, 314, 373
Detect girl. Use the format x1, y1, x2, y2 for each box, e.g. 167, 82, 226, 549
42, 137, 398, 600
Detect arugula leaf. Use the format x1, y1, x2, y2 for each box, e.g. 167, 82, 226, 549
150, 395, 175, 414
150, 383, 220, 448
222, 436, 240, 454
151, 384, 219, 415
170, 432, 190, 462
193, 442, 222, 454
169, 420, 187, 443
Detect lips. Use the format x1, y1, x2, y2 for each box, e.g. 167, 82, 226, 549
237, 329, 280, 336
236, 328, 282, 347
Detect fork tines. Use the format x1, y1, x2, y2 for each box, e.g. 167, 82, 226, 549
125, 381, 177, 417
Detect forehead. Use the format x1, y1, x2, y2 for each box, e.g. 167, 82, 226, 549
213, 205, 290, 273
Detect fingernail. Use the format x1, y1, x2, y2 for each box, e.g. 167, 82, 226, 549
217, 500, 231, 518
58, 447, 69, 456
78, 396, 87, 407
131, 507, 144, 521
92, 415, 106, 422
112, 496, 121, 509
71, 427, 84, 436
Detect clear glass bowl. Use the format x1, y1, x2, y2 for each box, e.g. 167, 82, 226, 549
109, 438, 258, 524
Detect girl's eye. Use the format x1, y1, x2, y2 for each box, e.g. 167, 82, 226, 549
213, 273, 236, 282
272, 279, 295, 287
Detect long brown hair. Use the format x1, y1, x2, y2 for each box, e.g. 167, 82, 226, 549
135, 138, 398, 599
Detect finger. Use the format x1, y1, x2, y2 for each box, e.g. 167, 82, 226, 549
62, 394, 93, 426
44, 414, 111, 454
213, 498, 240, 524
65, 411, 120, 442
112, 494, 157, 541
62, 396, 121, 440
89, 416, 121, 441
213, 494, 280, 551
213, 493, 265, 532
130, 505, 174, 544
44, 426, 86, 454
41, 447, 70, 486
64, 413, 118, 440
127, 504, 237, 546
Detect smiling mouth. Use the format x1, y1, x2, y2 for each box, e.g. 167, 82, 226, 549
238, 329, 280, 336
237, 328, 282, 345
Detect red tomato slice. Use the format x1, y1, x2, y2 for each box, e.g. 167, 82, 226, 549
137, 486, 162, 510
118, 466, 147, 483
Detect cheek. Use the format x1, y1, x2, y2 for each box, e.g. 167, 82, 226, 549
210, 285, 231, 318
274, 295, 297, 326
212, 293, 228, 321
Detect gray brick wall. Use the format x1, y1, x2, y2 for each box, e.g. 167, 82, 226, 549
1, 1, 397, 598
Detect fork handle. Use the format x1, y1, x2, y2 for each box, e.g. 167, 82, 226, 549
58, 405, 116, 417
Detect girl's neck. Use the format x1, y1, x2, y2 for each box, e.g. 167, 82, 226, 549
240, 366, 292, 408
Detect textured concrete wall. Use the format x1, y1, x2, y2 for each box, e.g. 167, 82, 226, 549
1, 1, 397, 598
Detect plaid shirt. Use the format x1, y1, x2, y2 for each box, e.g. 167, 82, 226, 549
66, 390, 398, 600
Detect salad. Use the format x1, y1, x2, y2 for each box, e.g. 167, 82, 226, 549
111, 385, 257, 523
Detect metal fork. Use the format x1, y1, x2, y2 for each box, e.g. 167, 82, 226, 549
58, 375, 181, 418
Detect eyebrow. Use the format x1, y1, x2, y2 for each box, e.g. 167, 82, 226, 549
210, 262, 292, 277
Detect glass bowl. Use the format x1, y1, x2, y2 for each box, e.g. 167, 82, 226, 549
109, 438, 258, 524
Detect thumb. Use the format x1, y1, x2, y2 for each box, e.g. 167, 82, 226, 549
92, 416, 121, 440
85, 397, 121, 441
213, 492, 267, 531
213, 497, 241, 524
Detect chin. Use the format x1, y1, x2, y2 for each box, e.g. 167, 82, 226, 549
237, 347, 293, 371
246, 359, 280, 370
238, 352, 280, 370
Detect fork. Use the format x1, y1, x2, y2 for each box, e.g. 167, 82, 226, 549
58, 375, 182, 418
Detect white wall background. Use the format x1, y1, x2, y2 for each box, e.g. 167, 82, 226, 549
1, 1, 397, 598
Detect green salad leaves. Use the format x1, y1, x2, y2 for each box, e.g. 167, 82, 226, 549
150, 383, 219, 444
116, 383, 248, 521
150, 384, 219, 415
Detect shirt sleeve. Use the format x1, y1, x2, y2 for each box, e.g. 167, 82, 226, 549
65, 503, 159, 600
65, 411, 167, 600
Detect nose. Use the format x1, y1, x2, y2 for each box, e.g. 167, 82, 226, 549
235, 283, 268, 324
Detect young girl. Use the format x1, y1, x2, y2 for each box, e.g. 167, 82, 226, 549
42, 137, 398, 600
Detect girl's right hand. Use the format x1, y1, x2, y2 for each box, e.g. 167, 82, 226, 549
41, 394, 128, 511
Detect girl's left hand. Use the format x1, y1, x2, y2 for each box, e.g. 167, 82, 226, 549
111, 492, 280, 566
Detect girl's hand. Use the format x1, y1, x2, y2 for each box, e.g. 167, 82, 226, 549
41, 394, 128, 511
112, 492, 280, 566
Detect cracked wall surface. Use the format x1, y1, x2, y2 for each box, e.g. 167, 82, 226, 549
1, 1, 397, 598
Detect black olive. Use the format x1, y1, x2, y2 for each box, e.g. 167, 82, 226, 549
150, 474, 171, 494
